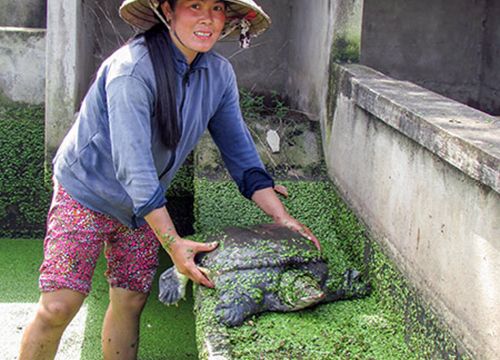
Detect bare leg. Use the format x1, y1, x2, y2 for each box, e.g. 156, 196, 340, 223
101, 287, 149, 360
19, 289, 85, 360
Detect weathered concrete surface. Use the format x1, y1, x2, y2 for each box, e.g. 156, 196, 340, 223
0, 27, 45, 104
195, 113, 324, 181
479, 0, 500, 115
45, 0, 93, 161
361, 0, 500, 116
325, 63, 500, 359
81, 0, 133, 73
336, 64, 500, 193
286, 0, 363, 120
0, 0, 46, 28
215, 0, 290, 94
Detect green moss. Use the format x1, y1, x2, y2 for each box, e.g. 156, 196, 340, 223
331, 36, 360, 64
0, 239, 43, 302
326, 35, 359, 144
0, 103, 51, 238
0, 238, 199, 359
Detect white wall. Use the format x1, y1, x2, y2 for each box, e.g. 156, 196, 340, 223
0, 27, 45, 104
326, 64, 500, 359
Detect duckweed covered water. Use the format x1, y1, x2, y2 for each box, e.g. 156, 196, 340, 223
193, 179, 469, 359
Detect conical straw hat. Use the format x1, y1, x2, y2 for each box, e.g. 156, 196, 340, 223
119, 0, 271, 39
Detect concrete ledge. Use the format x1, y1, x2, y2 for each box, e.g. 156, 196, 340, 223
0, 27, 46, 105
334, 64, 500, 194
325, 64, 500, 359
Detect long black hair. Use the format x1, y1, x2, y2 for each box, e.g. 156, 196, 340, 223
144, 0, 179, 150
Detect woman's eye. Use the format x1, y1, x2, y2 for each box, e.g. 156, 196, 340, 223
213, 5, 225, 12
190, 3, 200, 9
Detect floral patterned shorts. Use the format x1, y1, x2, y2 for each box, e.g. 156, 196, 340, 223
39, 182, 160, 295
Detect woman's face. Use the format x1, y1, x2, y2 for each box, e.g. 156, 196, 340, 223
161, 0, 226, 63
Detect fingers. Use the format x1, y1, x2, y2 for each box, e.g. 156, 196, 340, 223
170, 239, 217, 288
293, 223, 321, 251
274, 184, 289, 198
189, 266, 215, 288
195, 241, 219, 253
282, 218, 321, 252
301, 226, 321, 251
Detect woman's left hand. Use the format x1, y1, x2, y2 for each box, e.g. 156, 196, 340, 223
274, 213, 321, 252
252, 186, 321, 251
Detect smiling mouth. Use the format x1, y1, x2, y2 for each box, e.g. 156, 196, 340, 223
194, 31, 212, 38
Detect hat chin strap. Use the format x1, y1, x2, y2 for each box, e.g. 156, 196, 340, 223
148, 0, 252, 49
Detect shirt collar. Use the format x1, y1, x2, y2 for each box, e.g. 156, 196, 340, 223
166, 32, 209, 75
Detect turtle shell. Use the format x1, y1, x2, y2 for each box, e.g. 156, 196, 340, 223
196, 224, 321, 275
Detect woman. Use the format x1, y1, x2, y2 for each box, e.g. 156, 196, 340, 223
19, 0, 319, 359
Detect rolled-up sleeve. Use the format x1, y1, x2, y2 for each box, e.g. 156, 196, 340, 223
106, 75, 166, 217
208, 68, 274, 199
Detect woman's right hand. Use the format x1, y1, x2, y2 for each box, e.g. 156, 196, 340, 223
167, 238, 219, 288
145, 207, 219, 288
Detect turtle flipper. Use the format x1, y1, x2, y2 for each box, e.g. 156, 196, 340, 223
158, 267, 189, 305
342, 269, 371, 299
215, 290, 262, 327
323, 269, 371, 303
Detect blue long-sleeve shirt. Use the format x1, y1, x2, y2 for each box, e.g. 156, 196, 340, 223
53, 35, 273, 228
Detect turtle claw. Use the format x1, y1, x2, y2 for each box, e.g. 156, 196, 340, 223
215, 292, 259, 327
158, 267, 189, 305
342, 269, 371, 299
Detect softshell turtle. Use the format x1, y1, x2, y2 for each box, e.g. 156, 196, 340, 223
159, 224, 370, 326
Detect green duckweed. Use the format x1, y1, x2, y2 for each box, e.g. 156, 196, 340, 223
192, 179, 470, 359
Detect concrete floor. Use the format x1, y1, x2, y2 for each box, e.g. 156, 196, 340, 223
0, 303, 87, 360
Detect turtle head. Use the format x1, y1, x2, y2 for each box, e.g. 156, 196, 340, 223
278, 270, 325, 310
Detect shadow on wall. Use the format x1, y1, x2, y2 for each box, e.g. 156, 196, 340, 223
360, 0, 500, 116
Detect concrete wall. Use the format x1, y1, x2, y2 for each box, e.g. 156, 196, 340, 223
0, 0, 46, 105
0, 28, 45, 104
0, 0, 46, 28
361, 0, 500, 116
81, 0, 133, 74
479, 0, 500, 114
361, 0, 483, 108
45, 0, 86, 160
326, 64, 500, 359
286, 0, 363, 120
215, 0, 290, 94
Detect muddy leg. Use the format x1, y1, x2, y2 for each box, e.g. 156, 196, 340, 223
101, 287, 148, 360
